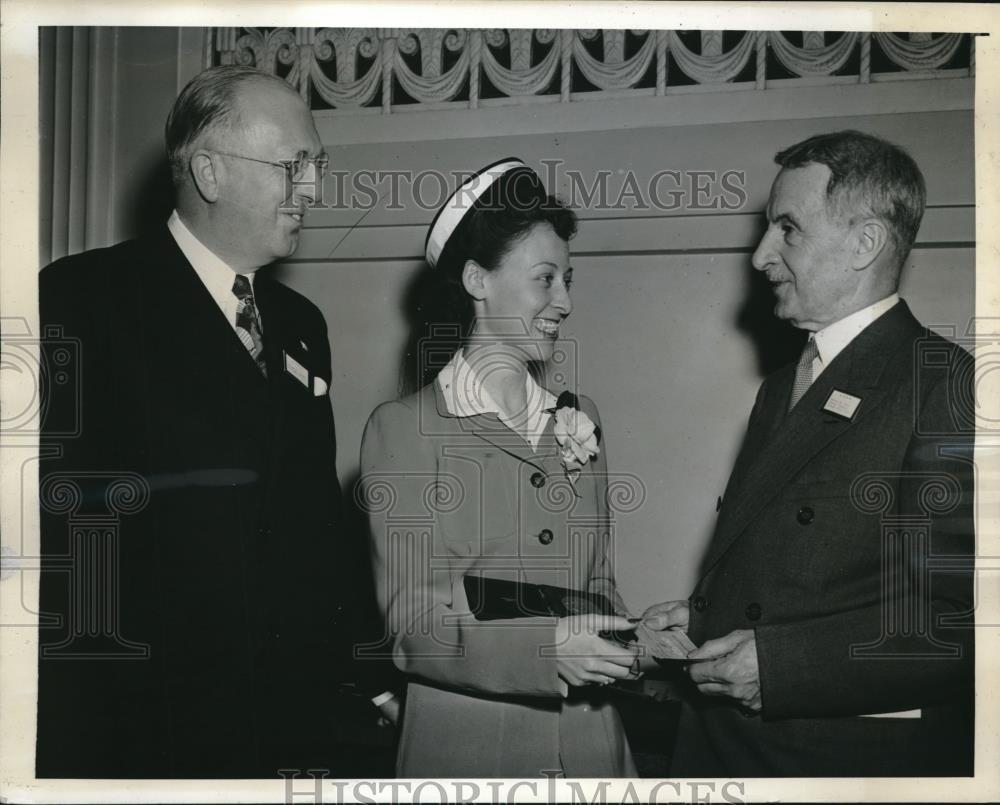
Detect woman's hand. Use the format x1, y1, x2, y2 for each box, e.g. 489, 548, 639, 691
553, 615, 641, 688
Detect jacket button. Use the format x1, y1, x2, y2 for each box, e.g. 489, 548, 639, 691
530, 472, 546, 488
538, 529, 554, 545
797, 506, 815, 525
745, 603, 762, 621
692, 595, 709, 613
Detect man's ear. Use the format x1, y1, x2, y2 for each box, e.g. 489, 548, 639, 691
852, 218, 889, 271
462, 260, 488, 301
189, 150, 220, 203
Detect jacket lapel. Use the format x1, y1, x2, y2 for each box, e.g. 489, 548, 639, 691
701, 302, 922, 574
431, 380, 550, 470
144, 229, 270, 407
252, 274, 309, 492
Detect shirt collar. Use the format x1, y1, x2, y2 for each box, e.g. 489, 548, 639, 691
436, 349, 557, 449
168, 209, 253, 311
813, 293, 900, 369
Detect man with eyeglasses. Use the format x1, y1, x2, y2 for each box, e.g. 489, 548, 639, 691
37, 65, 397, 778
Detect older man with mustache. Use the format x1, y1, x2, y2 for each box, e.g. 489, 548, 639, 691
643, 130, 975, 777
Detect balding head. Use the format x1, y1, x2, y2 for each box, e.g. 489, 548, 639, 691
165, 65, 324, 271
165, 65, 299, 187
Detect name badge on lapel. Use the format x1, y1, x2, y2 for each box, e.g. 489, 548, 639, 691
823, 389, 862, 420
284, 348, 328, 397
284, 350, 310, 388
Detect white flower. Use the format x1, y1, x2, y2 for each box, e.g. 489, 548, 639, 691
554, 406, 600, 474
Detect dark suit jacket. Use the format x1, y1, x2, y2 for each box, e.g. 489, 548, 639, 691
671, 301, 975, 777
37, 228, 387, 778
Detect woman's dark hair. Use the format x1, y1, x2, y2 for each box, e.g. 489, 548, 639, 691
401, 166, 577, 393
433, 166, 578, 334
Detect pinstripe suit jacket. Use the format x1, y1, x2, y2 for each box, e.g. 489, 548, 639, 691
671, 301, 975, 776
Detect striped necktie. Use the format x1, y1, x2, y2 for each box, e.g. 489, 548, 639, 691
788, 337, 819, 411
232, 274, 267, 376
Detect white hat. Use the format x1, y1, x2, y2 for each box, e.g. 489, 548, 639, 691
424, 157, 527, 268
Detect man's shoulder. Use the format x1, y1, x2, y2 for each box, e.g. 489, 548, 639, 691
43, 238, 136, 279
912, 326, 972, 360
861, 300, 972, 370
257, 274, 327, 328
884, 312, 973, 388
40, 237, 167, 326
40, 233, 172, 291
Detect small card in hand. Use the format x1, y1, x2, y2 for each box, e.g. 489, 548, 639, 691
641, 626, 698, 661
463, 575, 637, 646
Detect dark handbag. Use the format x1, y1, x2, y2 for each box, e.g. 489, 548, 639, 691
463, 575, 637, 645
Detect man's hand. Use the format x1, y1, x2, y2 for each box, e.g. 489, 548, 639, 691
685, 629, 761, 713
635, 623, 697, 660
376, 695, 401, 727
635, 600, 695, 660
641, 599, 690, 632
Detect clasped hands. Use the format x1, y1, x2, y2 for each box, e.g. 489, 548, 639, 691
638, 600, 762, 714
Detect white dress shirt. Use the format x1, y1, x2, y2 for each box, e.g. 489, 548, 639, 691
437, 349, 557, 450
806, 293, 900, 380
167, 210, 261, 332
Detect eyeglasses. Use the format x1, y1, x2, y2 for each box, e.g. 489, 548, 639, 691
214, 150, 328, 183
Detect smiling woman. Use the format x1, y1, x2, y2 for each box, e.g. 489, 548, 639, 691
359, 159, 639, 778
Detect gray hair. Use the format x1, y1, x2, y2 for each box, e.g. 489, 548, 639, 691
774, 130, 926, 271
164, 65, 295, 185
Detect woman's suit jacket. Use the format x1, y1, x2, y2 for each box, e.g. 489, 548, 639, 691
360, 380, 635, 778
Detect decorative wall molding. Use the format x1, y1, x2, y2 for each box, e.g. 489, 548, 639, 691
213, 29, 975, 114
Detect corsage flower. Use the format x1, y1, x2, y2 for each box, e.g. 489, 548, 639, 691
550, 391, 601, 481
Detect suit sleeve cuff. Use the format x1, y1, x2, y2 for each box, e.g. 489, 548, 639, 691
370, 691, 396, 707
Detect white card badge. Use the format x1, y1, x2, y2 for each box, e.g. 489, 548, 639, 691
823, 389, 862, 420
283, 351, 310, 389
313, 377, 328, 397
